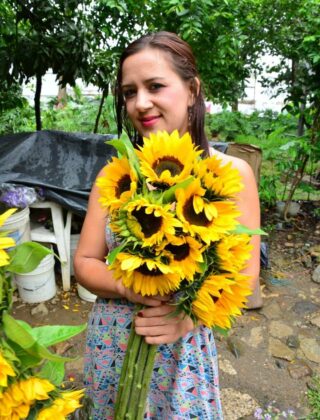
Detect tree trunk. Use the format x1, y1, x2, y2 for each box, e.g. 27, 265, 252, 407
231, 99, 238, 112
35, 73, 42, 131
297, 98, 306, 137
56, 77, 67, 109
94, 85, 108, 134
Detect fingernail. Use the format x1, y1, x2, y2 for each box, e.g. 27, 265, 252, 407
137, 311, 144, 317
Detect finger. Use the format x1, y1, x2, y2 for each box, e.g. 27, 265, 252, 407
145, 334, 177, 345
133, 294, 163, 307
135, 323, 177, 337
134, 314, 177, 329
152, 294, 172, 302
138, 304, 174, 318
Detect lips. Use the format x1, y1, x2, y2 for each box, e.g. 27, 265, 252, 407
140, 116, 160, 127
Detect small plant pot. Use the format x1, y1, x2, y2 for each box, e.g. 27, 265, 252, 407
276, 201, 301, 217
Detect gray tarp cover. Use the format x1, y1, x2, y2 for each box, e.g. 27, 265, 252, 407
0, 130, 116, 216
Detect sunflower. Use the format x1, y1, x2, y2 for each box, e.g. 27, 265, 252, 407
17, 376, 55, 401
0, 389, 31, 418
137, 130, 201, 187
161, 235, 204, 281
192, 273, 251, 329
191, 274, 235, 327
37, 389, 84, 419
111, 252, 182, 296
216, 234, 253, 273
210, 273, 252, 329
175, 179, 240, 244
0, 208, 16, 267
112, 196, 182, 247
194, 155, 243, 198
0, 351, 16, 387
96, 157, 138, 212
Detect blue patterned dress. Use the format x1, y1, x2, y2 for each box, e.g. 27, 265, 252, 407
83, 224, 223, 419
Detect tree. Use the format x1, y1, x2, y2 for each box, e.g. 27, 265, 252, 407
145, 0, 264, 107
259, 0, 320, 217
0, 0, 94, 130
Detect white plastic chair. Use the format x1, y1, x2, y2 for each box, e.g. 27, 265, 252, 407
30, 201, 72, 291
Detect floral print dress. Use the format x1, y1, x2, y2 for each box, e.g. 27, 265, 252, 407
83, 224, 223, 419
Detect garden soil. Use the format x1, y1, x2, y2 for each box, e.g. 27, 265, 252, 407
12, 201, 320, 419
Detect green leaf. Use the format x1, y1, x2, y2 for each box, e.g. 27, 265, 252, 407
107, 243, 126, 265
6, 242, 52, 274
29, 323, 87, 347
212, 325, 230, 337
231, 224, 268, 235
107, 134, 142, 178
2, 313, 76, 363
162, 176, 195, 203
38, 360, 65, 385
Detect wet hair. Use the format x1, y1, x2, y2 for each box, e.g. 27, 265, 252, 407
114, 31, 209, 156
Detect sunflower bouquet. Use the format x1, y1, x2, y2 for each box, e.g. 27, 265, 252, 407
0, 209, 86, 419
97, 130, 260, 419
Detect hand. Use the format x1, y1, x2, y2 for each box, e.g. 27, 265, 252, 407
134, 303, 195, 345
115, 280, 170, 307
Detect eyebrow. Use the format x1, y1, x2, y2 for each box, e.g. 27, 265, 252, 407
122, 77, 166, 88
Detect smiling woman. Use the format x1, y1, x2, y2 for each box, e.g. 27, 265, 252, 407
74, 31, 261, 420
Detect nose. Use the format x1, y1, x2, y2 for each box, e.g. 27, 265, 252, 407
135, 89, 153, 111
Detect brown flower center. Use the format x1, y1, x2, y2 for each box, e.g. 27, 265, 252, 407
165, 243, 190, 261
132, 208, 162, 238
183, 197, 210, 226
136, 263, 162, 276
212, 289, 223, 303
116, 174, 132, 197
153, 157, 184, 177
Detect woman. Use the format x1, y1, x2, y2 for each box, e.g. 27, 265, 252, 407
74, 31, 261, 419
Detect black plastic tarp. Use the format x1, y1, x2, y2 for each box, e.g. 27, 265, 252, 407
0, 130, 116, 216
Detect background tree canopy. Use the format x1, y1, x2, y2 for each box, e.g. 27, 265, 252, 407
0, 0, 319, 140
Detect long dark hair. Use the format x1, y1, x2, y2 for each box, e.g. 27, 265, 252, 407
114, 31, 209, 156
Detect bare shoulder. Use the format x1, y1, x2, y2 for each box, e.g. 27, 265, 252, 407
210, 147, 254, 180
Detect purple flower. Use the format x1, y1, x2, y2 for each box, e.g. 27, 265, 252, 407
254, 407, 263, 419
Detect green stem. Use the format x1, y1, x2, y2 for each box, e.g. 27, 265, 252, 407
115, 331, 143, 419
136, 344, 157, 420
127, 336, 150, 417
114, 322, 136, 414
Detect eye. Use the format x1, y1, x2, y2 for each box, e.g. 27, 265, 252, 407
123, 88, 136, 100
149, 83, 164, 92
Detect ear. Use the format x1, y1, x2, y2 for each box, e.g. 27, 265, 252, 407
188, 77, 201, 106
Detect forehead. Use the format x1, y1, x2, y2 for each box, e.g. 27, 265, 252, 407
121, 48, 179, 83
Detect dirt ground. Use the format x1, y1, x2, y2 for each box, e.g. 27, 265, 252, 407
11, 201, 320, 419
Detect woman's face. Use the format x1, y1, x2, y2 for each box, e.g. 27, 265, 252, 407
121, 48, 194, 138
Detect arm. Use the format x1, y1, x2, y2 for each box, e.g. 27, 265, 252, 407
234, 158, 261, 287
73, 171, 168, 307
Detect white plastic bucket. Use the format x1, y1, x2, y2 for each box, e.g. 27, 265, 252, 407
15, 251, 56, 303
0, 207, 31, 245
77, 284, 96, 303
70, 234, 80, 276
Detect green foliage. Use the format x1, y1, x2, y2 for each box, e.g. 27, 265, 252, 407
205, 110, 319, 208
0, 80, 27, 112
42, 94, 117, 134
307, 376, 320, 420
6, 241, 52, 274
152, 0, 264, 105
0, 100, 35, 134
0, 94, 117, 135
